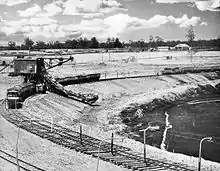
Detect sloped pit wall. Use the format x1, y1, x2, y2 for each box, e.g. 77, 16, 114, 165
119, 83, 220, 143
118, 83, 220, 162
120, 84, 220, 125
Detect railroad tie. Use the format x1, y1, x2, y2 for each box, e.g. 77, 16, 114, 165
0, 104, 195, 171
83, 149, 111, 155
95, 155, 127, 164
138, 165, 168, 171
122, 162, 149, 170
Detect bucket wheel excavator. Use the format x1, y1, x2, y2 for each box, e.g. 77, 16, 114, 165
8, 56, 98, 106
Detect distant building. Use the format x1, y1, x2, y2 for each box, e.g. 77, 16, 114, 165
148, 48, 156, 52
175, 44, 190, 51
157, 46, 170, 51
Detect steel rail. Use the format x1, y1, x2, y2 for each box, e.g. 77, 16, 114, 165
0, 101, 195, 171
0, 150, 45, 171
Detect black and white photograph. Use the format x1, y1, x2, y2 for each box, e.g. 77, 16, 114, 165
0, 0, 220, 170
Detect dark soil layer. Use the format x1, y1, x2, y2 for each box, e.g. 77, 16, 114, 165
119, 84, 220, 163
166, 101, 220, 162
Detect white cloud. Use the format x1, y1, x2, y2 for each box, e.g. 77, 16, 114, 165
0, 26, 17, 35
0, 0, 30, 6
77, 0, 102, 13
0, 15, 66, 39
54, 0, 65, 5
195, 0, 211, 11
37, 2, 63, 17
21, 25, 32, 33
29, 17, 57, 25
168, 14, 200, 27
103, 14, 200, 34
0, 1, 6, 6
63, 0, 126, 15
0, 18, 27, 35
194, 0, 220, 11
103, 14, 144, 36
0, 13, 204, 40
59, 19, 104, 35
71, 14, 202, 39
18, 4, 41, 17
102, 0, 123, 8
145, 15, 169, 27
25, 23, 81, 39
26, 24, 61, 38
7, 19, 29, 26
62, 0, 79, 15
0, 16, 57, 36
155, 0, 220, 11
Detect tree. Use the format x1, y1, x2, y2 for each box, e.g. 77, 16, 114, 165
155, 36, 164, 47
185, 25, 195, 48
90, 37, 99, 48
64, 40, 72, 49
149, 35, 154, 49
35, 41, 46, 49
186, 25, 195, 62
139, 39, 145, 48
99, 42, 106, 48
71, 39, 78, 49
20, 44, 26, 50
54, 41, 63, 49
77, 38, 88, 49
83, 38, 89, 48
106, 38, 113, 48
114, 38, 122, 48
24, 37, 34, 50
8, 41, 16, 50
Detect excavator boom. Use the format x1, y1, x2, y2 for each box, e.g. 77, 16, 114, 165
46, 56, 74, 70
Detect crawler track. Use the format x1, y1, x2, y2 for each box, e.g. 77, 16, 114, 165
1, 100, 195, 171
0, 150, 45, 171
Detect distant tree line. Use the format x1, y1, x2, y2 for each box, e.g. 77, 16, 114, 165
2, 36, 220, 51
124, 36, 220, 51
5, 37, 123, 50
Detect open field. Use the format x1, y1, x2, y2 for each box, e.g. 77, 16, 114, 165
1, 51, 220, 77
46, 51, 220, 80
1, 50, 220, 63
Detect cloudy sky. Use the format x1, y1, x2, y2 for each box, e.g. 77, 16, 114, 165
0, 0, 219, 45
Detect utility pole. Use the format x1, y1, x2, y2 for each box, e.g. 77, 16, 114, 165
198, 137, 212, 171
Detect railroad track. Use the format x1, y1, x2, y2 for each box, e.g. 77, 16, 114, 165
0, 100, 195, 171
0, 150, 45, 171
